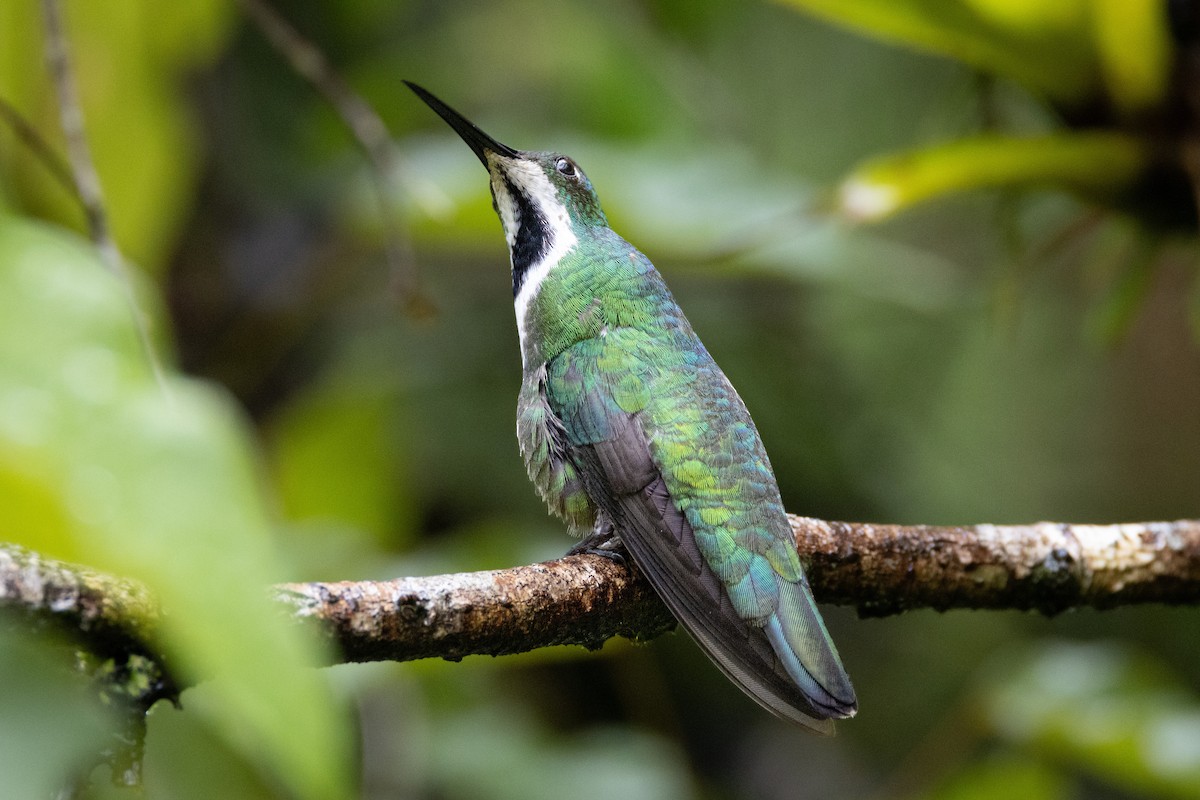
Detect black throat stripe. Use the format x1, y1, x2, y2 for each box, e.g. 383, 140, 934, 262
505, 176, 551, 297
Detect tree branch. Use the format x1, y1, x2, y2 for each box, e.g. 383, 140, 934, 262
275, 555, 676, 664
4, 518, 1198, 675
789, 517, 1200, 616
0, 545, 176, 790
6, 517, 1192, 790
0, 543, 161, 660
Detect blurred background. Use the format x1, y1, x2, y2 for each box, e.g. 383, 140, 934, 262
2, 0, 1200, 798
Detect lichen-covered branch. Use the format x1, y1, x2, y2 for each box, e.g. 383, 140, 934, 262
274, 556, 676, 664
790, 517, 1200, 616
0, 543, 161, 660
3, 518, 1199, 673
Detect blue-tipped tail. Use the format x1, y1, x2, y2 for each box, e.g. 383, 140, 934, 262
764, 577, 857, 719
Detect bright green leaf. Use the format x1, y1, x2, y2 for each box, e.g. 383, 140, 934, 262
1090, 0, 1172, 115
922, 754, 1070, 800
775, 0, 1174, 115
838, 132, 1151, 221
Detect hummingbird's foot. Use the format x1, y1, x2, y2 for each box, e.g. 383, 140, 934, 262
573, 546, 627, 565
567, 514, 628, 564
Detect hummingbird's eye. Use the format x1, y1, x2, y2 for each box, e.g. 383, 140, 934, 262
555, 157, 577, 178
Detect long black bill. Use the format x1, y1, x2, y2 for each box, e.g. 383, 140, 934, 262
403, 81, 520, 166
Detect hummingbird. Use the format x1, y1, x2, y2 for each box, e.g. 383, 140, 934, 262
405, 82, 856, 732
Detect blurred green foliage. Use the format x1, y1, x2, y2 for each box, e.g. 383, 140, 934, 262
0, 0, 1199, 798
780, 0, 1182, 228
0, 214, 352, 799
0, 0, 235, 270
0, 628, 116, 797
978, 642, 1200, 798
776, 0, 1172, 111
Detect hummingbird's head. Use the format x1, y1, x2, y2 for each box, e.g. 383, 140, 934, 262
405, 82, 607, 298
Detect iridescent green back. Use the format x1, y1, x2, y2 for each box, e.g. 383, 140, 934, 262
516, 228, 855, 726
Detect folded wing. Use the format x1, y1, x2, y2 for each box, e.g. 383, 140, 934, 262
547, 335, 856, 731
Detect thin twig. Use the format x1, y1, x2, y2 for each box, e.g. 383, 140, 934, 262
235, 0, 431, 315
0, 95, 76, 196
39, 0, 167, 390
40, 0, 120, 275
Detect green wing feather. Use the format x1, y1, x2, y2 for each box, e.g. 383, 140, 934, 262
543, 326, 856, 730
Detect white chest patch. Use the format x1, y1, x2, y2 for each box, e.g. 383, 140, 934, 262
487, 155, 579, 366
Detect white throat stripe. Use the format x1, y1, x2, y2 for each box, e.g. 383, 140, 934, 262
489, 156, 579, 366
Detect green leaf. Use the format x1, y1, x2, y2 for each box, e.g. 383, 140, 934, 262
1090, 0, 1173, 115
427, 703, 697, 800
838, 132, 1151, 221
0, 214, 353, 799
1190, 274, 1200, 342
1087, 237, 1156, 344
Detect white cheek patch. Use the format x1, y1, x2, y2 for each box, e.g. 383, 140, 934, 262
490, 173, 520, 251
486, 154, 579, 367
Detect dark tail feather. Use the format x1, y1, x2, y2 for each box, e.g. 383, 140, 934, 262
576, 424, 856, 732
609, 472, 853, 733
764, 578, 857, 719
